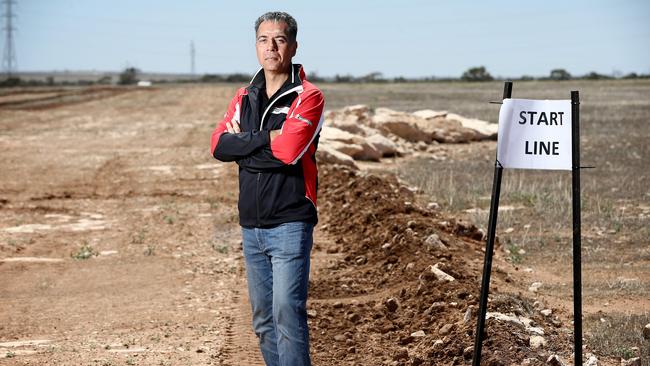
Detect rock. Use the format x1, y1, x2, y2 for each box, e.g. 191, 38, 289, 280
445, 112, 498, 138
347, 313, 361, 323
321, 139, 364, 158
540, 309, 552, 317
621, 357, 641, 366
522, 358, 542, 365
411, 356, 424, 366
320, 125, 358, 143
405, 262, 415, 271
621, 358, 641, 366
393, 347, 409, 360
485, 312, 544, 335
385, 298, 399, 312
463, 306, 474, 324
430, 263, 455, 282
432, 339, 444, 350
334, 334, 346, 342
529, 282, 542, 293
324, 105, 372, 135
643, 323, 650, 339
412, 109, 448, 120
533, 300, 545, 310
529, 335, 547, 349
427, 202, 440, 210
371, 108, 432, 142
316, 145, 358, 169
366, 133, 399, 157
463, 346, 473, 359
546, 355, 566, 366
410, 330, 426, 338
320, 127, 382, 161
307, 310, 317, 318
347, 346, 356, 354
424, 234, 447, 251
439, 323, 454, 335
584, 355, 598, 366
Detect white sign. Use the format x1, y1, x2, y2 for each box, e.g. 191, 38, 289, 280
497, 98, 572, 170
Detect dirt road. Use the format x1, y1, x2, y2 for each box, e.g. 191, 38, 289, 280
0, 85, 267, 365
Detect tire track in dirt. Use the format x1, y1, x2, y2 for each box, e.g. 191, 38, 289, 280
220, 287, 265, 365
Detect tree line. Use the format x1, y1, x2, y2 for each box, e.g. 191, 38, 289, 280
2, 66, 648, 88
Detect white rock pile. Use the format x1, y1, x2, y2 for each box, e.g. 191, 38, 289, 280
317, 105, 497, 169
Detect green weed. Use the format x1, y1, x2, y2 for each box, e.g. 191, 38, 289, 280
71, 243, 98, 260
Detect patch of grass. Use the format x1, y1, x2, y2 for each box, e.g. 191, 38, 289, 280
144, 244, 156, 256
585, 312, 649, 361
71, 243, 98, 260
163, 215, 175, 225
504, 239, 524, 264
212, 243, 229, 254
5, 350, 15, 358
131, 229, 146, 244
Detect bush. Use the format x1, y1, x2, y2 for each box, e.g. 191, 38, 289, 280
549, 68, 571, 80
461, 66, 494, 82
0, 76, 22, 87
118, 67, 139, 85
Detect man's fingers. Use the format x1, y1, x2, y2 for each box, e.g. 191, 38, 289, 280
226, 122, 234, 133
232, 120, 241, 133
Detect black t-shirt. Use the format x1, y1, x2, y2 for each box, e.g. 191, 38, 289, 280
258, 79, 291, 125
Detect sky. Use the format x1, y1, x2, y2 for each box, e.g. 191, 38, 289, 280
9, 0, 650, 78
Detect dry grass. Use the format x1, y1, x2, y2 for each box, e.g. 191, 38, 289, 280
585, 312, 650, 363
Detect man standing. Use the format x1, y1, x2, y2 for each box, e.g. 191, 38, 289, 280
210, 12, 324, 366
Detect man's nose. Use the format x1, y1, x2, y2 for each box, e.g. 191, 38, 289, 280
267, 39, 278, 51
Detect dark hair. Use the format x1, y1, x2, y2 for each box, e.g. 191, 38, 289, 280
254, 12, 298, 43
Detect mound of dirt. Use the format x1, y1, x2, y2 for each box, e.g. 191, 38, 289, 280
309, 165, 573, 365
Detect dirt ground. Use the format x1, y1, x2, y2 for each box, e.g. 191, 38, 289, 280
0, 82, 647, 365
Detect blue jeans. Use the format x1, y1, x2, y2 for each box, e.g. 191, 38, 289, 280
241, 221, 313, 366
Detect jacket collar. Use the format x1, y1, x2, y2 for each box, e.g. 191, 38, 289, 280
249, 64, 305, 91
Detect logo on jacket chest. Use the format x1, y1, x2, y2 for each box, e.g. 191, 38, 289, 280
271, 106, 290, 115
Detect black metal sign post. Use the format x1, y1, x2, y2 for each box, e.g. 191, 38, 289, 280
472, 86, 583, 366
472, 81, 512, 366
571, 90, 582, 366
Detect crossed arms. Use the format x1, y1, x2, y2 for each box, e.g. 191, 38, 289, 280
211, 88, 324, 172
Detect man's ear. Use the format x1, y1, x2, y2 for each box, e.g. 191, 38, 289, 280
291, 41, 298, 57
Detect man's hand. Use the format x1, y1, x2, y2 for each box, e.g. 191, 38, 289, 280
270, 130, 281, 142
226, 119, 241, 134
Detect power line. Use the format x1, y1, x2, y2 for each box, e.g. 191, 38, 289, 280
2, 0, 17, 77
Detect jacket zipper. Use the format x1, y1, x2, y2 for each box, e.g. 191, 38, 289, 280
256, 172, 261, 226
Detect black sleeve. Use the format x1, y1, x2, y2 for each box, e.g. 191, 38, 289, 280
236, 145, 287, 172
212, 130, 271, 162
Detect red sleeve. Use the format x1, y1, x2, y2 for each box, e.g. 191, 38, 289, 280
210, 88, 244, 155
270, 88, 325, 164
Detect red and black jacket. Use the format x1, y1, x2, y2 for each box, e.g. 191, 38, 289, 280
211, 64, 325, 227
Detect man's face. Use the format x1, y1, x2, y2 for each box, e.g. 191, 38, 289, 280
256, 20, 297, 74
